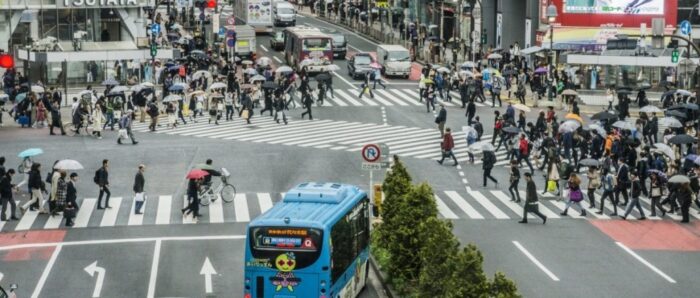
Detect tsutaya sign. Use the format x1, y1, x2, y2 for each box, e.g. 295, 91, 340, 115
62, 0, 147, 7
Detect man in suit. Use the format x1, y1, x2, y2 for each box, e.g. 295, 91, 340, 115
482, 149, 498, 187
615, 157, 630, 207
519, 172, 547, 224
436, 104, 447, 138
96, 159, 111, 209
133, 165, 146, 214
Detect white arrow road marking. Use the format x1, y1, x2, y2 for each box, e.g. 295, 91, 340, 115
84, 261, 106, 297
200, 257, 218, 294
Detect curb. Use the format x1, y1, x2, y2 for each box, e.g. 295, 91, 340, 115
369, 255, 396, 298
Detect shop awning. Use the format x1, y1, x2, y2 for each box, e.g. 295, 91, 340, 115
541, 26, 674, 52
520, 46, 543, 55
565, 54, 678, 67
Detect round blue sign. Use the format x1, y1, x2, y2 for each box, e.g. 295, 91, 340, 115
681, 20, 692, 35
227, 38, 235, 48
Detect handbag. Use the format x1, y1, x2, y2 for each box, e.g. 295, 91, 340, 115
118, 129, 128, 139
241, 109, 250, 119
546, 180, 557, 192
135, 193, 145, 202
569, 189, 584, 202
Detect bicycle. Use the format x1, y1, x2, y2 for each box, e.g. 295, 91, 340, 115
198, 168, 236, 206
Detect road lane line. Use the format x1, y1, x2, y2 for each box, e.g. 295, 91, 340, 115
31, 244, 62, 298
273, 56, 282, 63
444, 191, 484, 219
433, 194, 458, 219
208, 194, 225, 223
332, 71, 358, 90
74, 198, 97, 228
260, 45, 269, 52
512, 241, 560, 281
100, 197, 122, 227
257, 193, 274, 214
616, 242, 676, 283
147, 239, 162, 298
155, 195, 171, 225
234, 193, 250, 222
128, 196, 146, 226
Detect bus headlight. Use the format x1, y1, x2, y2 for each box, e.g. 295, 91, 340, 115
320, 280, 326, 287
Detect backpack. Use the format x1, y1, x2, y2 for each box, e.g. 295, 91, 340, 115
474, 122, 483, 137
93, 169, 100, 184
495, 120, 503, 130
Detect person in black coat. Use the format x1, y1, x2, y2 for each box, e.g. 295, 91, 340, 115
0, 169, 18, 221
96, 159, 111, 209
260, 89, 274, 116
133, 165, 146, 214
678, 182, 693, 223
508, 160, 521, 202
465, 100, 476, 125
66, 173, 79, 210
482, 150, 498, 187
614, 157, 630, 206
519, 172, 547, 224
181, 178, 201, 221
301, 89, 314, 120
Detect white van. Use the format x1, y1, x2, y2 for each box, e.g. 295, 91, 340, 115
376, 44, 411, 78
274, 2, 296, 27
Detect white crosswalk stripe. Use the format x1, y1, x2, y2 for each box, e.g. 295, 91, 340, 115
2, 189, 698, 232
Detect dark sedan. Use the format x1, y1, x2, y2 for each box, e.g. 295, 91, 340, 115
347, 53, 374, 80
270, 31, 284, 51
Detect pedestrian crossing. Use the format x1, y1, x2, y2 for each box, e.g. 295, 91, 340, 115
2, 189, 698, 232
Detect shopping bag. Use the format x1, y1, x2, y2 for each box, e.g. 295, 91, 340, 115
242, 109, 250, 120
118, 129, 128, 139
134, 193, 145, 202
546, 180, 557, 193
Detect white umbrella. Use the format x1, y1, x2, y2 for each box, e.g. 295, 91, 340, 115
469, 141, 495, 152
487, 53, 502, 59
54, 159, 84, 170
31, 85, 45, 93
462, 126, 478, 139
189, 90, 205, 97
437, 67, 451, 73
659, 117, 683, 128
459, 70, 475, 77
512, 103, 530, 112
559, 120, 581, 133
110, 85, 129, 93
79, 90, 93, 97
192, 70, 212, 80
653, 143, 674, 159
587, 123, 606, 136
668, 175, 690, 184
275, 66, 293, 73
612, 121, 634, 130
162, 94, 182, 102
256, 57, 272, 65
140, 82, 155, 88
676, 89, 692, 97
250, 75, 266, 82
208, 82, 227, 90
244, 68, 258, 75
639, 105, 663, 114
241, 60, 253, 65
461, 61, 476, 69
130, 85, 144, 92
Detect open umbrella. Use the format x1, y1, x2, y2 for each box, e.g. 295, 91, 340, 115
31, 85, 45, 93
244, 68, 258, 75
140, 82, 155, 88
18, 148, 43, 158
316, 73, 332, 82
101, 78, 119, 86
256, 57, 272, 66
15, 93, 27, 103
192, 70, 212, 80
502, 126, 520, 134
262, 81, 280, 89
162, 94, 183, 102
683, 103, 699, 110
168, 65, 181, 72
675, 89, 692, 97
461, 61, 476, 69
579, 159, 600, 167
612, 121, 634, 130
324, 64, 341, 72
647, 169, 668, 181
659, 117, 683, 128
168, 84, 186, 92
669, 103, 700, 111
639, 105, 663, 113
54, 159, 84, 170
369, 62, 382, 69
665, 110, 687, 119
565, 113, 584, 123
513, 103, 530, 112
559, 120, 581, 133
250, 75, 266, 82
437, 67, 451, 73
668, 134, 696, 145
653, 143, 674, 158
190, 50, 207, 59
241, 60, 254, 65
487, 53, 502, 59
186, 169, 210, 179
616, 89, 632, 95
591, 111, 617, 121
110, 85, 129, 93
208, 82, 227, 90
587, 124, 607, 136
189, 90, 205, 97
534, 67, 548, 74
561, 89, 578, 96
668, 175, 690, 184
130, 85, 144, 92
275, 66, 293, 73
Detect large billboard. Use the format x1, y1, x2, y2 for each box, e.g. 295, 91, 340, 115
563, 0, 665, 15
550, 0, 676, 27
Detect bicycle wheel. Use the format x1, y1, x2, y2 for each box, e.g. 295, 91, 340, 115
220, 184, 237, 203
199, 192, 211, 206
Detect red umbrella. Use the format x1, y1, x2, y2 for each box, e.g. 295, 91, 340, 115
186, 169, 209, 179
369, 62, 382, 69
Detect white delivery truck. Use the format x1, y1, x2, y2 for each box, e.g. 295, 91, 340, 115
233, 0, 274, 33
273, 1, 296, 27
376, 44, 411, 78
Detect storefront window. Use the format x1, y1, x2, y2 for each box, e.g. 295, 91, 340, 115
40, 10, 58, 39
57, 10, 72, 41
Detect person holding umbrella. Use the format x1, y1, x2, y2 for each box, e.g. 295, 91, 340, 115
519, 172, 547, 224
182, 169, 207, 222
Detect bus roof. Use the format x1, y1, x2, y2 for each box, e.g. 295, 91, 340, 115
249, 182, 365, 229
284, 26, 332, 39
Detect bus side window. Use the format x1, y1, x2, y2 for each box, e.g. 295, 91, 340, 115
330, 197, 370, 283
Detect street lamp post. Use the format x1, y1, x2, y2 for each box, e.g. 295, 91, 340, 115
546, 2, 557, 102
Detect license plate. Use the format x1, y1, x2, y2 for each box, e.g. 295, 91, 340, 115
237, 41, 249, 47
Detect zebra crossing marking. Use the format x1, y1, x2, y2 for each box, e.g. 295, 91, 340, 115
335, 89, 364, 106
468, 190, 510, 219
100, 197, 122, 227
128, 196, 146, 226
155, 195, 172, 225
327, 95, 349, 106
74, 199, 97, 228
208, 194, 225, 223
15, 208, 40, 231
182, 195, 196, 224
234, 193, 250, 222
257, 193, 274, 214
388, 89, 422, 106
444, 191, 483, 219
375, 90, 408, 106
517, 191, 561, 219
434, 194, 459, 219
43, 210, 64, 229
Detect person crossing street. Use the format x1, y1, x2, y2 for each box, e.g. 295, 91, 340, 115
0, 169, 19, 221
437, 128, 458, 166
133, 164, 146, 214
519, 172, 547, 224
95, 159, 111, 209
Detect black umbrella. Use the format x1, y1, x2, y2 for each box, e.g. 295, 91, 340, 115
665, 110, 687, 119
502, 126, 520, 134
579, 159, 600, 167
101, 78, 119, 86
616, 89, 632, 95
591, 111, 617, 121
316, 73, 332, 82
261, 81, 280, 89
668, 134, 696, 145
683, 103, 699, 110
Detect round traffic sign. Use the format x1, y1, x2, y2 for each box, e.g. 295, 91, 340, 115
227, 16, 236, 26
226, 38, 235, 48
361, 144, 381, 163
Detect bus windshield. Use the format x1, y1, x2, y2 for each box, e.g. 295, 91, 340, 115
249, 226, 324, 270
302, 38, 331, 51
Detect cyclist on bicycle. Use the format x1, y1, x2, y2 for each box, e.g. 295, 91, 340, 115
201, 159, 221, 192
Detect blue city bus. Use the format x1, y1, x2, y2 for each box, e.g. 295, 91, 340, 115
244, 182, 370, 298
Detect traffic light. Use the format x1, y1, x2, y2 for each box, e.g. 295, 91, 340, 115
206, 0, 216, 8
150, 44, 158, 57
672, 48, 679, 63
481, 29, 487, 45
0, 53, 14, 69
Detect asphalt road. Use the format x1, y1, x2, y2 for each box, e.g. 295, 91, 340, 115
1, 10, 700, 298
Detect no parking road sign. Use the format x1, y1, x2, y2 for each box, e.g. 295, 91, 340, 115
362, 144, 381, 163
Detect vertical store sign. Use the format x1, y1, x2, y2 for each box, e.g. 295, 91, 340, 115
539, 0, 549, 23
496, 13, 503, 49
525, 18, 531, 48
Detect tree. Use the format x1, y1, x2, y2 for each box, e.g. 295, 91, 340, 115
445, 244, 491, 298
416, 217, 459, 297
375, 155, 412, 250
490, 272, 520, 298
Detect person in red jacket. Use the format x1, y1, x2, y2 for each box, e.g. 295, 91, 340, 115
517, 134, 535, 173
438, 128, 458, 166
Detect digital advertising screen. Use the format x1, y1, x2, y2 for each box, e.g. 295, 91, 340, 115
563, 0, 665, 15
